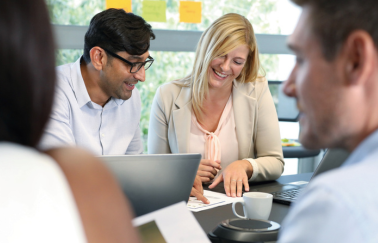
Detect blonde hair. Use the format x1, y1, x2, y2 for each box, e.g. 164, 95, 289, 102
176, 13, 263, 121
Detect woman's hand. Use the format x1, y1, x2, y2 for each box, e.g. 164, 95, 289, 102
197, 159, 222, 182
208, 160, 253, 197
190, 175, 210, 204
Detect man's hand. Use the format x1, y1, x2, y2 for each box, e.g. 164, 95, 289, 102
208, 160, 252, 197
197, 159, 222, 182
190, 175, 210, 204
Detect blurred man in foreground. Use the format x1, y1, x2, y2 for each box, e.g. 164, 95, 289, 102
278, 0, 378, 242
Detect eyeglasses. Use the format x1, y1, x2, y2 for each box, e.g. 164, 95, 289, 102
101, 47, 154, 73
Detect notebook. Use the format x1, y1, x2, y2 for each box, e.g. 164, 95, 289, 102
253, 149, 350, 205
99, 153, 201, 216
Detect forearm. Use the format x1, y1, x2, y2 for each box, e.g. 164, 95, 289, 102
251, 156, 284, 181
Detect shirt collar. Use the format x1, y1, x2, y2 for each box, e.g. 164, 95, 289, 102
71, 57, 91, 108
103, 97, 125, 110
342, 128, 378, 167
113, 97, 126, 106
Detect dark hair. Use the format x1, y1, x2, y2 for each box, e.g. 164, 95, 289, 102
292, 0, 378, 60
83, 9, 155, 63
0, 0, 56, 147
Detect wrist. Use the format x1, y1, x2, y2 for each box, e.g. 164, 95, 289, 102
240, 159, 253, 177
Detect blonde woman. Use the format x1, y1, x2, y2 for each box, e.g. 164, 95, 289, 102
148, 13, 284, 198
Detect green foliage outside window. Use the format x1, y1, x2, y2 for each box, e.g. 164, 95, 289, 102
46, 0, 281, 152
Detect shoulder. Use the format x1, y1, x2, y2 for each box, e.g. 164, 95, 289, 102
299, 159, 378, 221
310, 157, 378, 194
158, 81, 184, 95
56, 62, 74, 87
0, 142, 59, 172
154, 81, 187, 103
43, 147, 122, 199
0, 143, 88, 242
280, 163, 378, 243
54, 62, 76, 101
44, 147, 114, 186
253, 76, 269, 97
254, 76, 268, 88
233, 76, 267, 97
44, 147, 140, 242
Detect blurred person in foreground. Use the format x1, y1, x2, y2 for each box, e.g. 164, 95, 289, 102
148, 13, 284, 198
0, 0, 140, 242
278, 0, 378, 242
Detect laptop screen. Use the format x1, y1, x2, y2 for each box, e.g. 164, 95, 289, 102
311, 149, 350, 179
99, 153, 201, 217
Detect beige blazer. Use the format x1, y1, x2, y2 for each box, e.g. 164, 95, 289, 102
148, 78, 284, 182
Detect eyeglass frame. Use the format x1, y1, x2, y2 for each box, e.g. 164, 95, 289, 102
101, 47, 154, 73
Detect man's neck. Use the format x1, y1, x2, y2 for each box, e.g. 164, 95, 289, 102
343, 76, 378, 152
80, 60, 110, 107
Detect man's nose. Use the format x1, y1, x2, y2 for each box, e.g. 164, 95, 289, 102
134, 66, 146, 82
282, 66, 297, 97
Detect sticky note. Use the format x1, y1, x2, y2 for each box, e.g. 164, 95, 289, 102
180, 1, 202, 23
142, 1, 167, 23
106, 0, 132, 13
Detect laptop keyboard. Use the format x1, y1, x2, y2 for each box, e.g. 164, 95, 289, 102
271, 188, 303, 205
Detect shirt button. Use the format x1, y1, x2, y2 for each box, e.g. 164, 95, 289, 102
101, 133, 105, 137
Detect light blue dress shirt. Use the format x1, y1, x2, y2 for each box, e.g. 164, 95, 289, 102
278, 129, 378, 243
39, 57, 143, 156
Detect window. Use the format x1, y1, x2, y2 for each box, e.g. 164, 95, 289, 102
47, 0, 300, 34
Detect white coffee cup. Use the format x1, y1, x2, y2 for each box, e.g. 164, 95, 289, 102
232, 192, 273, 220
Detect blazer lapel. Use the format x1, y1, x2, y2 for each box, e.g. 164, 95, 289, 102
172, 86, 192, 153
233, 81, 257, 159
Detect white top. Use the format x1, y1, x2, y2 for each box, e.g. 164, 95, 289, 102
38, 57, 143, 155
0, 142, 87, 243
278, 129, 378, 243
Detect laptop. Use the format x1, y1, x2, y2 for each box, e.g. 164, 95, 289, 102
99, 153, 201, 217
274, 81, 300, 122
253, 149, 350, 205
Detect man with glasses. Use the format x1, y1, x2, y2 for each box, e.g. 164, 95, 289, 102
39, 8, 155, 156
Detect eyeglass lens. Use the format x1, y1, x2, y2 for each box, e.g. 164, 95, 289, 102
131, 59, 153, 73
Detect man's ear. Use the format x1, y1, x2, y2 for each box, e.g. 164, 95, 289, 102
342, 30, 376, 86
89, 47, 107, 71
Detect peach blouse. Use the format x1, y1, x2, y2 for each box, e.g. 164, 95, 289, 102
189, 95, 239, 174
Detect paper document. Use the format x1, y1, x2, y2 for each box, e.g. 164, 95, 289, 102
133, 201, 210, 243
187, 190, 241, 212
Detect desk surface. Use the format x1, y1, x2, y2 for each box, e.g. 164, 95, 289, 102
193, 173, 312, 233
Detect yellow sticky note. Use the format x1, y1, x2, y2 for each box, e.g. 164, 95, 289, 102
142, 1, 167, 22
180, 1, 202, 23
106, 0, 132, 13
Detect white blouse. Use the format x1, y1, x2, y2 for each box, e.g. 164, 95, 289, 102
0, 142, 87, 243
